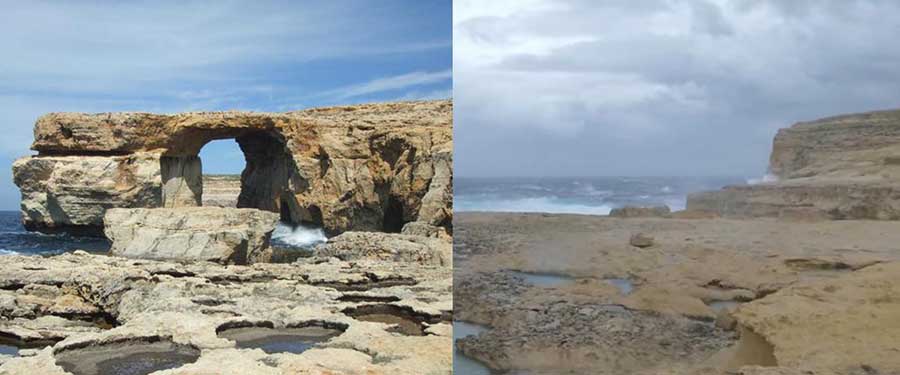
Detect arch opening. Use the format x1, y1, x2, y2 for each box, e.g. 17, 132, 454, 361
158, 129, 328, 255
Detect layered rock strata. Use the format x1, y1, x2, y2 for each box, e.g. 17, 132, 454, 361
104, 207, 279, 265
687, 108, 900, 220
13, 100, 453, 236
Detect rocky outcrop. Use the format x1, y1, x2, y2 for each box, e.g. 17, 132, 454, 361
11, 153, 163, 236
104, 207, 279, 265
318, 232, 452, 267
731, 262, 900, 373
687, 109, 900, 220
202, 175, 241, 208
12, 100, 453, 236
769, 109, 900, 179
0, 252, 452, 374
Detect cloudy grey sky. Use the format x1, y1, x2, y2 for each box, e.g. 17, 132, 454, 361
0, 1, 450, 210
454, 0, 900, 178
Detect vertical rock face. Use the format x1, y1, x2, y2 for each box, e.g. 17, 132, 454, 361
769, 109, 900, 179
12, 153, 163, 236
687, 108, 900, 220
12, 100, 453, 236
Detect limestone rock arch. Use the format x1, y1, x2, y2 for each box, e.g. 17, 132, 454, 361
12, 100, 453, 237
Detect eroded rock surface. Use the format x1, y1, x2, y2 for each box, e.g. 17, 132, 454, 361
454, 212, 900, 374
0, 251, 452, 374
319, 232, 451, 267
104, 207, 279, 265
13, 100, 452, 236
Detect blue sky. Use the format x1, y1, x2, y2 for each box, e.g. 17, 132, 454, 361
0, 1, 451, 210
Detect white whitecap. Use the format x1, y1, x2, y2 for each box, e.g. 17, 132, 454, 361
271, 222, 327, 248
454, 196, 612, 215
747, 173, 778, 185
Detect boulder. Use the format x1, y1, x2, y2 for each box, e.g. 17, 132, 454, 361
103, 207, 279, 264
609, 205, 671, 218
629, 232, 655, 248
317, 232, 451, 266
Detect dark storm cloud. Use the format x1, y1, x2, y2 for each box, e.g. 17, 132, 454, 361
454, 0, 900, 177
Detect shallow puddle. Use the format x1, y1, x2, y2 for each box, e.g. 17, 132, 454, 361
453, 321, 491, 375
218, 326, 343, 354
0, 344, 18, 356
55, 339, 201, 375
509, 271, 574, 287
354, 313, 425, 336
343, 304, 441, 336
607, 278, 634, 295
709, 300, 741, 313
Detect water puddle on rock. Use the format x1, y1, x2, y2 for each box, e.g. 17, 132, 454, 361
218, 326, 344, 354
55, 339, 201, 375
343, 304, 442, 336
509, 271, 574, 287
0, 336, 59, 358
453, 321, 491, 375
0, 344, 18, 356
709, 300, 741, 313
511, 271, 634, 295
607, 278, 634, 295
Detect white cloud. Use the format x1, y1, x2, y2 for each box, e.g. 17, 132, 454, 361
330, 70, 452, 100
454, 0, 900, 177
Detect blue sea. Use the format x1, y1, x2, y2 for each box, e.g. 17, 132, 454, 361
0, 210, 326, 257
454, 176, 746, 215
0, 211, 111, 256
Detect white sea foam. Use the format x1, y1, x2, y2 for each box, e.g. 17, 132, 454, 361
271, 222, 327, 248
455, 197, 613, 215
747, 173, 778, 185
0, 249, 19, 255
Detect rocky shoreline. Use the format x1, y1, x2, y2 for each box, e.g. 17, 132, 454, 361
0, 246, 451, 374
2, 100, 454, 374
454, 109, 900, 374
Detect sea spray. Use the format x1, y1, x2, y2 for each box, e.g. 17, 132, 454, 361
271, 222, 328, 249
455, 176, 743, 215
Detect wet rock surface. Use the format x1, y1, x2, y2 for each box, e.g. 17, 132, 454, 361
455, 212, 900, 374
0, 250, 452, 374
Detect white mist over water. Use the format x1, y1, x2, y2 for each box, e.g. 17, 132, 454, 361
271, 222, 327, 248
747, 173, 779, 185
455, 196, 614, 215
455, 177, 744, 215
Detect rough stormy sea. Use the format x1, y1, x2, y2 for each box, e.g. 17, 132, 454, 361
455, 176, 746, 215
0, 211, 326, 256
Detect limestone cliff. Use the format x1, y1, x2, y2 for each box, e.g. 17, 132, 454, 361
12, 100, 453, 236
687, 108, 900, 220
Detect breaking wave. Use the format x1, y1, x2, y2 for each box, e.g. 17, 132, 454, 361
455, 197, 613, 215
271, 222, 327, 248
